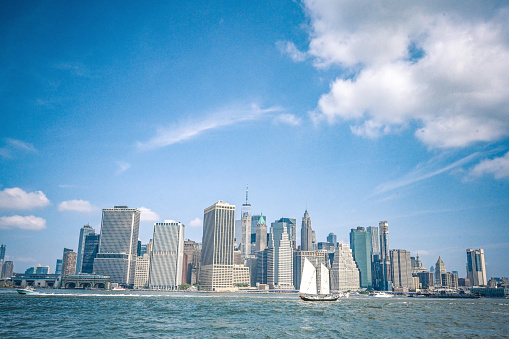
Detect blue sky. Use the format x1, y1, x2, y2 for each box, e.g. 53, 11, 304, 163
1, 0, 508, 278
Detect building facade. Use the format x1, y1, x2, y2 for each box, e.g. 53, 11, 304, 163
435, 257, 447, 286
76, 225, 95, 274
149, 220, 185, 290
300, 210, 313, 251
255, 214, 268, 252
378, 221, 391, 291
81, 233, 100, 274
390, 249, 413, 291
350, 226, 373, 289
134, 253, 151, 289
466, 248, 487, 287
293, 250, 327, 291
267, 223, 294, 289
330, 244, 360, 291
200, 201, 236, 291
62, 250, 77, 278
93, 206, 141, 287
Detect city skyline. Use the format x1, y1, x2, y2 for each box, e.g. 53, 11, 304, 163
0, 1, 508, 279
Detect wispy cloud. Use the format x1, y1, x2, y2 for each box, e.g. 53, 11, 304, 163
58, 199, 98, 213
276, 41, 307, 62
0, 187, 50, 210
137, 104, 281, 151
470, 151, 509, 179
274, 113, 302, 126
0, 138, 37, 159
373, 153, 480, 195
0, 215, 46, 231
115, 161, 131, 175
58, 184, 78, 188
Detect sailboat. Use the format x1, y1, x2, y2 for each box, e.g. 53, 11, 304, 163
299, 257, 339, 301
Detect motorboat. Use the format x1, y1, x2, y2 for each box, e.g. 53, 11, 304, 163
17, 286, 38, 295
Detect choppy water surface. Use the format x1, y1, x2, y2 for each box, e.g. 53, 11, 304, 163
1, 290, 508, 338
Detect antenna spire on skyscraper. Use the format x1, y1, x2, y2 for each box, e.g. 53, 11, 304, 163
246, 184, 249, 205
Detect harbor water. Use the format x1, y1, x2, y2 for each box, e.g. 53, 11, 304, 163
1, 289, 508, 338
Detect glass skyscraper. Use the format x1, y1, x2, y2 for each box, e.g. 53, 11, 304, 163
466, 248, 487, 286
76, 224, 95, 274
350, 226, 372, 289
82, 233, 100, 274
93, 206, 140, 287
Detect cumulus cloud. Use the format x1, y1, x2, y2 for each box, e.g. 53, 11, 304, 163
0, 215, 46, 231
58, 199, 98, 213
139, 207, 160, 222
189, 218, 202, 228
137, 104, 281, 150
274, 113, 302, 126
471, 152, 509, 179
0, 138, 37, 158
276, 40, 307, 62
303, 0, 509, 148
0, 187, 50, 210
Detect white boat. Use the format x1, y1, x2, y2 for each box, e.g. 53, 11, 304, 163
17, 286, 38, 295
111, 286, 126, 291
369, 291, 393, 298
299, 258, 339, 301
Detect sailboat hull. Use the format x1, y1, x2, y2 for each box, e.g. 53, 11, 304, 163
300, 294, 340, 301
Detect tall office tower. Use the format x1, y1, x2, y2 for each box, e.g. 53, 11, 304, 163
76, 225, 95, 274
0, 244, 5, 261
272, 218, 297, 249
435, 257, 446, 285
200, 201, 235, 291
148, 220, 185, 290
241, 185, 252, 259
267, 223, 294, 289
255, 214, 268, 252
55, 259, 63, 275
93, 206, 141, 286
245, 255, 257, 287
1, 261, 13, 278
327, 233, 337, 247
62, 250, 77, 278
411, 254, 427, 274
134, 253, 151, 289
330, 244, 360, 291
183, 240, 201, 285
81, 233, 100, 274
293, 250, 327, 290
390, 249, 413, 291
256, 249, 268, 285
466, 248, 487, 286
366, 227, 380, 255
379, 221, 391, 290
301, 210, 313, 251
350, 227, 373, 289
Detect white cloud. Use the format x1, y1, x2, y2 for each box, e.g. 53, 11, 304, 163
58, 199, 98, 213
0, 138, 37, 159
274, 113, 302, 126
137, 104, 281, 150
189, 218, 202, 228
373, 152, 480, 195
471, 152, 509, 179
0, 187, 50, 210
0, 215, 46, 231
139, 207, 160, 222
302, 0, 509, 148
58, 184, 78, 188
276, 41, 307, 62
115, 161, 131, 175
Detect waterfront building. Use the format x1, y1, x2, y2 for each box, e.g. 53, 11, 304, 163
330, 244, 360, 291
1, 261, 13, 278
255, 214, 268, 252
200, 201, 236, 291
458, 277, 470, 287
435, 257, 447, 285
441, 272, 458, 289
134, 253, 151, 289
93, 206, 141, 287
62, 250, 77, 278
366, 227, 380, 255
245, 255, 257, 287
300, 210, 313, 251
350, 226, 373, 289
55, 259, 63, 275
233, 264, 250, 286
390, 249, 413, 291
379, 221, 392, 291
293, 250, 328, 291
76, 225, 95, 274
61, 274, 111, 289
12, 273, 59, 288
183, 240, 200, 285
149, 220, 185, 290
327, 233, 337, 247
466, 248, 487, 286
81, 233, 100, 274
240, 185, 252, 259
256, 249, 268, 285
267, 222, 294, 289
416, 271, 434, 289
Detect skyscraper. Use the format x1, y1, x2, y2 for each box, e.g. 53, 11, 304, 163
366, 226, 380, 255
76, 224, 95, 274
273, 218, 297, 249
200, 201, 236, 291
1, 261, 13, 279
255, 214, 267, 252
267, 222, 293, 289
93, 206, 141, 287
241, 185, 252, 258
350, 227, 373, 289
0, 244, 5, 262
390, 249, 413, 291
62, 249, 77, 278
327, 233, 337, 247
379, 221, 391, 290
330, 244, 360, 291
149, 220, 185, 290
134, 253, 151, 289
81, 233, 100, 274
55, 259, 63, 275
435, 257, 446, 285
301, 210, 313, 251
466, 248, 487, 286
